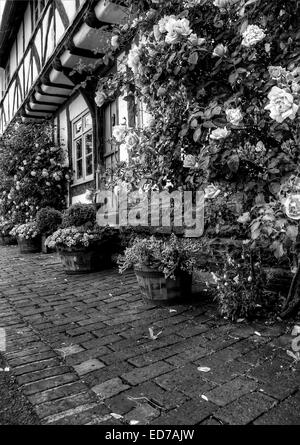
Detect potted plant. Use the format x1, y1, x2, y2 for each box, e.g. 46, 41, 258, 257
118, 233, 201, 302
10, 221, 41, 253
36, 207, 62, 253
45, 224, 116, 274
0, 219, 16, 245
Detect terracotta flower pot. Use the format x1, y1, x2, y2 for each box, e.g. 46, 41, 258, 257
18, 237, 41, 254
134, 265, 192, 302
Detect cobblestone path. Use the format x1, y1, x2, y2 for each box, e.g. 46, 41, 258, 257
0, 245, 299, 425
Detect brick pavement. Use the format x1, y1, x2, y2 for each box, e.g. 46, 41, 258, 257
0, 245, 299, 425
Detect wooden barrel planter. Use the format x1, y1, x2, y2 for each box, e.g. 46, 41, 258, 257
58, 249, 94, 274
134, 265, 192, 302
0, 235, 16, 246
17, 237, 41, 254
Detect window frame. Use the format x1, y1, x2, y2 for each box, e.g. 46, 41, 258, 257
72, 111, 94, 185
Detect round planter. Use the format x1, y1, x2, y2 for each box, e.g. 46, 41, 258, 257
134, 265, 192, 302
58, 249, 94, 274
0, 234, 16, 246
18, 237, 41, 254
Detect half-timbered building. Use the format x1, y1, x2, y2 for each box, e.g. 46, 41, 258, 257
0, 0, 134, 204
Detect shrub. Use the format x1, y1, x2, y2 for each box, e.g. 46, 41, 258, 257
36, 207, 62, 236
0, 218, 14, 236
0, 120, 71, 224
212, 244, 275, 320
61, 203, 96, 228
118, 233, 202, 278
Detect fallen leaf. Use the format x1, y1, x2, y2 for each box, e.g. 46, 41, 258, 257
149, 327, 163, 340
201, 395, 209, 401
110, 413, 123, 420
254, 331, 261, 336
197, 366, 211, 373
291, 325, 300, 336
237, 318, 245, 323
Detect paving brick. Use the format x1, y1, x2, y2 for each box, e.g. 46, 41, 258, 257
124, 403, 160, 424
204, 377, 258, 407
155, 364, 215, 397
80, 334, 123, 350
0, 246, 299, 426
151, 399, 215, 425
165, 346, 210, 367
16, 365, 71, 385
73, 359, 105, 376
64, 346, 111, 366
91, 377, 130, 399
122, 362, 173, 386
253, 395, 300, 425
44, 403, 109, 425
55, 345, 84, 357
27, 381, 88, 405
22, 373, 79, 395
9, 351, 57, 367
35, 392, 98, 419
214, 391, 277, 424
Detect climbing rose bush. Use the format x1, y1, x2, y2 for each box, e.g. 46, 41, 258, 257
95, 0, 300, 259
0, 120, 71, 224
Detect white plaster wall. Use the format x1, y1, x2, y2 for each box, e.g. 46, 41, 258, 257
58, 108, 69, 166
23, 4, 32, 48
69, 94, 89, 121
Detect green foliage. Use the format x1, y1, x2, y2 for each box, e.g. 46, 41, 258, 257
0, 218, 14, 236
0, 120, 71, 224
94, 0, 300, 317
61, 203, 96, 228
119, 233, 202, 278
36, 207, 62, 236
212, 244, 275, 320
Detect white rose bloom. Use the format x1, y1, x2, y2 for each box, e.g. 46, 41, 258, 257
241, 25, 266, 47
212, 43, 227, 57
210, 127, 230, 140
165, 18, 192, 44
264, 86, 299, 123
95, 90, 107, 108
127, 46, 141, 74
111, 35, 119, 49
213, 0, 238, 7
112, 125, 127, 143
225, 108, 243, 125
188, 33, 205, 46
158, 15, 176, 33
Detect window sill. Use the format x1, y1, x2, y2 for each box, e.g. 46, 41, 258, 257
71, 177, 94, 187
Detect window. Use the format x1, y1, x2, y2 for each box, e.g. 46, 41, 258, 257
73, 112, 94, 183
31, 0, 46, 29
